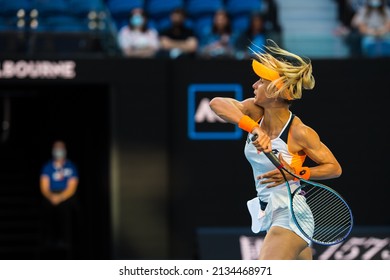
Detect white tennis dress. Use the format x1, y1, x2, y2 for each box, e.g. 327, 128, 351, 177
244, 112, 313, 244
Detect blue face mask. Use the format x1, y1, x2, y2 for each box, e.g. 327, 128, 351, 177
130, 14, 144, 27
52, 149, 66, 160
369, 0, 381, 8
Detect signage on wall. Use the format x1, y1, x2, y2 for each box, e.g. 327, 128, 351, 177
0, 60, 76, 79
187, 83, 243, 140
197, 227, 390, 260
239, 235, 390, 260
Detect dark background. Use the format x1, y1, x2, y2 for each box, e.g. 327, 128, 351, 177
0, 83, 110, 259
0, 57, 388, 259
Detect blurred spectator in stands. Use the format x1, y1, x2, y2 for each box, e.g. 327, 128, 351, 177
117, 8, 160, 58
334, 0, 365, 57
235, 12, 266, 59
156, 8, 198, 59
198, 9, 237, 59
351, 0, 390, 57
335, 0, 362, 31
262, 0, 283, 47
40, 140, 79, 258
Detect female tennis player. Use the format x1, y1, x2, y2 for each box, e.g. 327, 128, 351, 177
209, 40, 342, 260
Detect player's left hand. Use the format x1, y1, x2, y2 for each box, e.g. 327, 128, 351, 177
257, 154, 295, 187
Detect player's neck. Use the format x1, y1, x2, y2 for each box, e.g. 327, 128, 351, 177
261, 109, 291, 138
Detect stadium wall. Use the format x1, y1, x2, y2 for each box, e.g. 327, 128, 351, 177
0, 57, 388, 259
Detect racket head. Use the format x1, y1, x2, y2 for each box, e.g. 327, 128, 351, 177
290, 180, 353, 246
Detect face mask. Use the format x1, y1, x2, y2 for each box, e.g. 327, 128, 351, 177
52, 149, 66, 160
130, 14, 144, 27
368, 0, 381, 8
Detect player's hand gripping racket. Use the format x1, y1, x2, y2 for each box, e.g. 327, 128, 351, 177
251, 134, 353, 245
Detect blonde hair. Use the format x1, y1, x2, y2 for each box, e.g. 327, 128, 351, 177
251, 39, 315, 100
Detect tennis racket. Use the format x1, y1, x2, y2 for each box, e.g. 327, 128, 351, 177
251, 134, 353, 246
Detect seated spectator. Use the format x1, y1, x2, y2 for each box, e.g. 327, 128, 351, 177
334, 0, 365, 57
156, 8, 198, 59
235, 12, 266, 59
117, 8, 160, 58
351, 0, 390, 57
198, 9, 237, 59
335, 0, 362, 33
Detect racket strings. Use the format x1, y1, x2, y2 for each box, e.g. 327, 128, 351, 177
291, 184, 353, 245
307, 190, 350, 225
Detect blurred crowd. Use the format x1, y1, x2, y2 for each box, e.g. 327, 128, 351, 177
334, 0, 390, 57
116, 0, 390, 59
2, 0, 388, 59
114, 0, 282, 60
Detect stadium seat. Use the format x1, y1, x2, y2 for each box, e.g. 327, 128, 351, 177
225, 0, 262, 15
68, 0, 105, 17
0, 0, 30, 55
107, 0, 144, 16
0, 0, 31, 13
145, 0, 183, 32
145, 0, 183, 16
66, 0, 108, 31
36, 16, 89, 32
185, 0, 224, 37
185, 0, 224, 17
231, 14, 251, 33
0, 0, 32, 30
30, 0, 88, 31
225, 0, 262, 33
30, 0, 69, 16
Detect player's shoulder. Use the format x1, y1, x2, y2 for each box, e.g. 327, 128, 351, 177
290, 115, 318, 140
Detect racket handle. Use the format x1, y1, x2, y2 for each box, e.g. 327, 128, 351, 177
251, 134, 283, 169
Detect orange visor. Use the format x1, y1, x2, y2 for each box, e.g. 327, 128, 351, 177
252, 59, 293, 100
252, 59, 296, 100
252, 59, 280, 82
252, 59, 282, 89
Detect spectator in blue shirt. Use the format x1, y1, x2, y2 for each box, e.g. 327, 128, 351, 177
40, 140, 78, 202
40, 140, 79, 257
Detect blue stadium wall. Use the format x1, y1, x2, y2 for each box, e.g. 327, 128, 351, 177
0, 57, 389, 260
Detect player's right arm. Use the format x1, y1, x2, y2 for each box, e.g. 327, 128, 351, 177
209, 97, 263, 124
209, 97, 271, 153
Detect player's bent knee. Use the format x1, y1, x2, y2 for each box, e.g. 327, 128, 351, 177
259, 227, 310, 260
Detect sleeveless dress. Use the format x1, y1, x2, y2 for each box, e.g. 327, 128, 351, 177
244, 112, 314, 244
